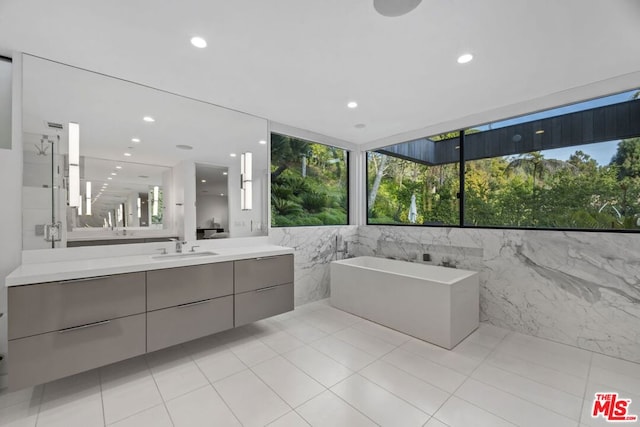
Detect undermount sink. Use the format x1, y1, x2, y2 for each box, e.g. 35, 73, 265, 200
152, 251, 219, 260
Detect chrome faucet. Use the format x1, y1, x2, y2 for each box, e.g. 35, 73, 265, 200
170, 239, 188, 253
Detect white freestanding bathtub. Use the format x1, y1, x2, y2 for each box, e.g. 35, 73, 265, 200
330, 256, 479, 349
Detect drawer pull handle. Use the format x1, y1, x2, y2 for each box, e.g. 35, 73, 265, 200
177, 299, 210, 309
57, 276, 104, 284
255, 285, 280, 293
58, 319, 111, 333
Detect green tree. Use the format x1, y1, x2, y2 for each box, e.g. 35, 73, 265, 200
270, 134, 311, 181
611, 137, 640, 179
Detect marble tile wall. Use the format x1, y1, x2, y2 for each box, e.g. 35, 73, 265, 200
268, 226, 358, 306
356, 226, 640, 363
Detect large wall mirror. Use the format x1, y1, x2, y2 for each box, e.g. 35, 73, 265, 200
21, 54, 269, 250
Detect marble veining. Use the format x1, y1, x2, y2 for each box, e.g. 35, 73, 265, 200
268, 226, 357, 306
357, 226, 640, 363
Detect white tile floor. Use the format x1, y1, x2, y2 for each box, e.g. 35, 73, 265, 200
2, 298, 640, 427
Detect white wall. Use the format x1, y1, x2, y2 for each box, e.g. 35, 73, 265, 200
0, 56, 21, 382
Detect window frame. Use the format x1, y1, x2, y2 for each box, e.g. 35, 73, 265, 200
365, 88, 640, 233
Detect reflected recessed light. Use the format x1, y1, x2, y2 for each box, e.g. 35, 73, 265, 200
115, 166, 122, 169
201, 179, 206, 183
535, 129, 545, 135
143, 116, 155, 122
111, 172, 117, 176
259, 140, 267, 145
220, 193, 224, 196
347, 101, 358, 109
223, 172, 228, 175
176, 144, 193, 150
131, 138, 141, 143
190, 36, 207, 48
230, 153, 237, 157
355, 123, 366, 129
457, 53, 473, 64
107, 177, 113, 180
124, 152, 132, 157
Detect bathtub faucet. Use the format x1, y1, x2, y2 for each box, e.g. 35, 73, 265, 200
336, 237, 349, 258
440, 258, 457, 268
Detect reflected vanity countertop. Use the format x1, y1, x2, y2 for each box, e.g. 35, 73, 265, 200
5, 244, 293, 286
66, 230, 177, 241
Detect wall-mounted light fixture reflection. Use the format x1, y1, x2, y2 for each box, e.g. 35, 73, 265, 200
68, 122, 80, 207
137, 197, 141, 218
85, 181, 92, 215
240, 152, 252, 210
152, 186, 159, 216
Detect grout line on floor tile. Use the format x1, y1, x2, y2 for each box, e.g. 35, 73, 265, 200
425, 327, 511, 422
579, 351, 595, 426
98, 368, 107, 427
143, 355, 176, 427
326, 388, 384, 427
34, 382, 46, 427
184, 346, 246, 426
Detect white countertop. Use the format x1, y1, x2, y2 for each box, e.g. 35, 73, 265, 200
6, 245, 293, 286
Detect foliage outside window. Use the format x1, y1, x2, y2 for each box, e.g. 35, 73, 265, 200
271, 133, 348, 226
368, 89, 640, 231
367, 133, 460, 225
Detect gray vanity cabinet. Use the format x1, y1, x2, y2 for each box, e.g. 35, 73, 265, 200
7, 254, 294, 390
8, 272, 146, 340
7, 273, 146, 390
146, 262, 234, 351
146, 262, 233, 311
235, 254, 294, 293
234, 255, 294, 326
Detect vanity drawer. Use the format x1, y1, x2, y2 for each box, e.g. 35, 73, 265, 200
8, 272, 146, 340
8, 313, 146, 390
234, 255, 294, 293
147, 295, 234, 352
147, 262, 233, 311
235, 283, 294, 327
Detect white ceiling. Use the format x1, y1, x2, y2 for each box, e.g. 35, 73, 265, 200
2, 0, 640, 147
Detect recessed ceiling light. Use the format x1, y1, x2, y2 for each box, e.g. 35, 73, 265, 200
143, 116, 155, 122
107, 177, 113, 180
124, 152, 132, 157
201, 179, 207, 183
230, 153, 237, 157
131, 138, 141, 143
138, 175, 149, 179
374, 0, 422, 17
223, 172, 228, 175
259, 140, 267, 145
347, 101, 358, 109
176, 144, 193, 150
111, 172, 117, 176
190, 36, 207, 48
220, 193, 225, 196
355, 123, 366, 129
457, 53, 473, 64
115, 166, 122, 169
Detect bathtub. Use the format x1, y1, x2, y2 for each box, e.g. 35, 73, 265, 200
330, 256, 479, 349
